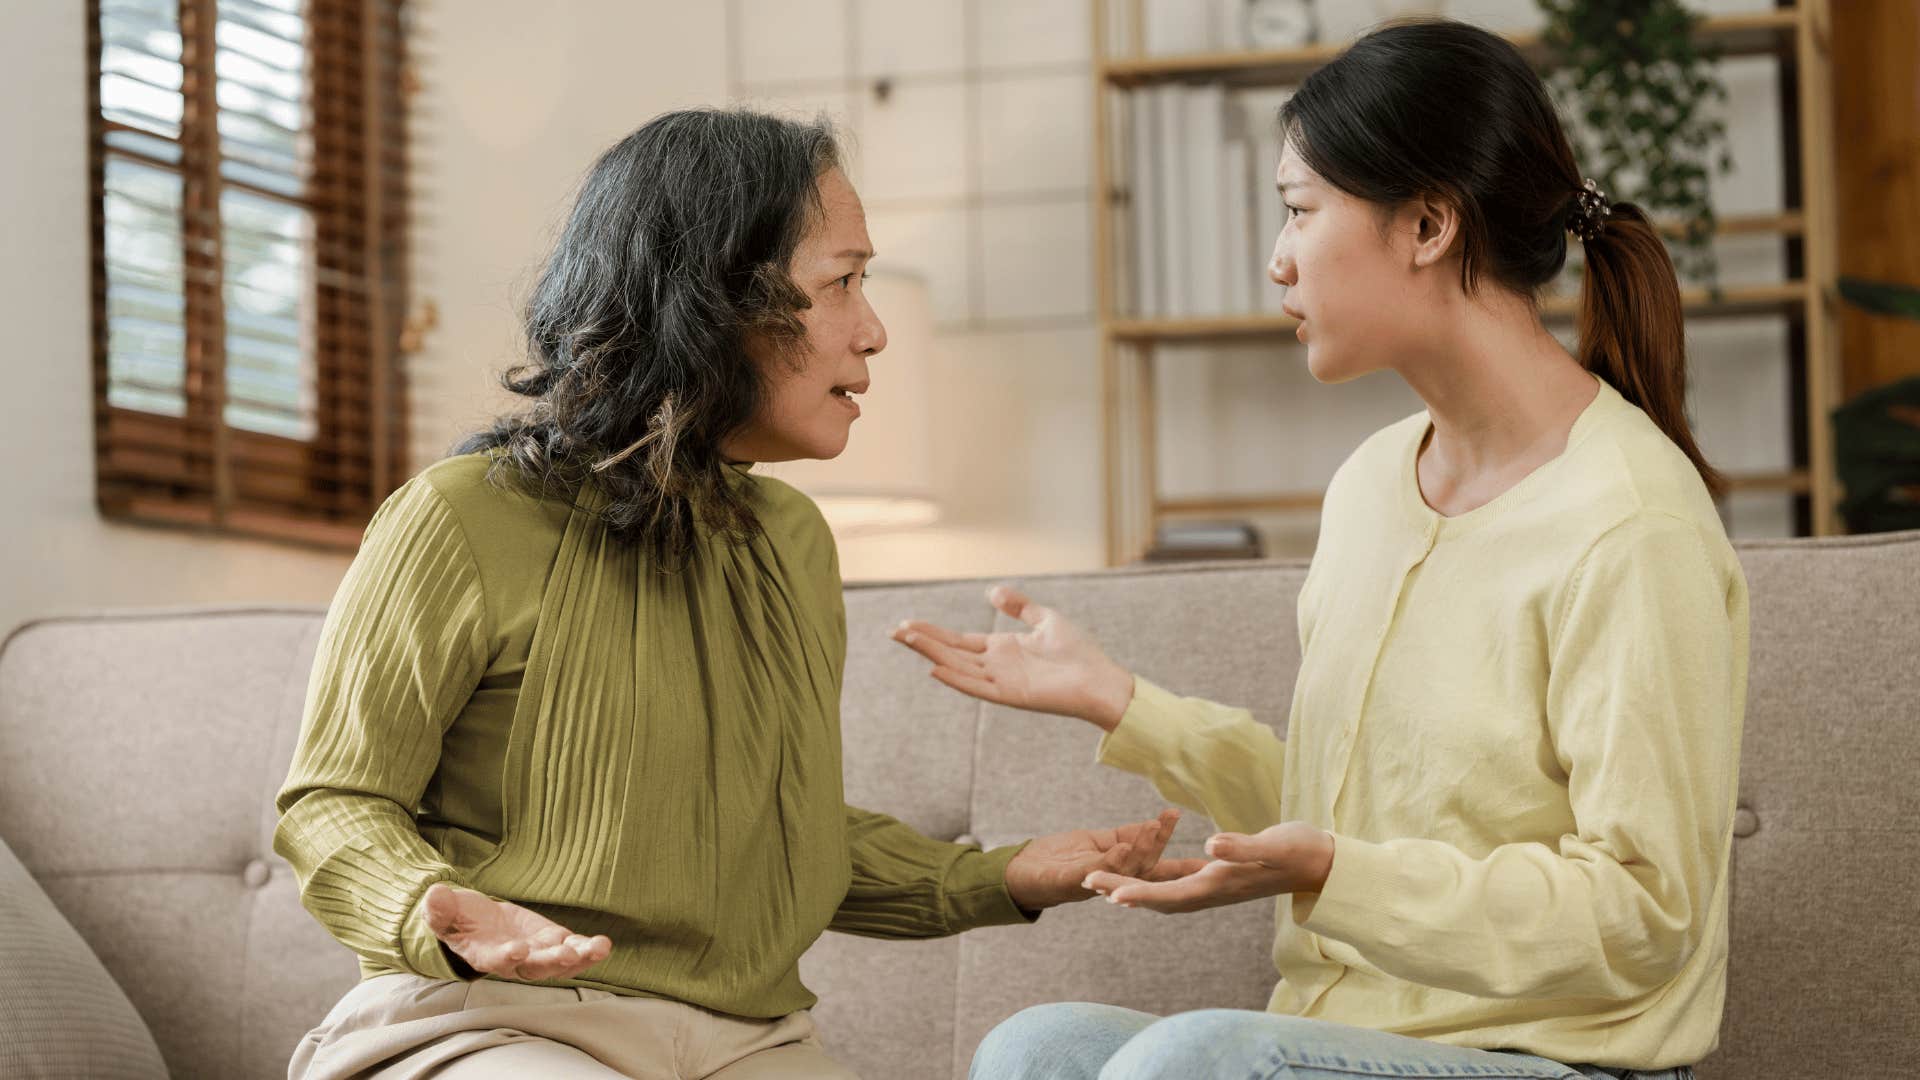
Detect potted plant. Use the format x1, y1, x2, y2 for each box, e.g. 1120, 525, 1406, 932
1833, 277, 1920, 534
1538, 0, 1733, 290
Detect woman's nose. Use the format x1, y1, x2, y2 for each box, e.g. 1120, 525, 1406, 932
856, 299, 887, 356
1267, 233, 1295, 288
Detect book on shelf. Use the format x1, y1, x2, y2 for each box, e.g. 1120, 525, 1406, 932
1184, 83, 1227, 318
1128, 84, 1295, 320
1143, 519, 1266, 562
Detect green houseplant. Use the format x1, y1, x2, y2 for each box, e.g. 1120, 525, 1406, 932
1833, 277, 1920, 533
1538, 0, 1734, 289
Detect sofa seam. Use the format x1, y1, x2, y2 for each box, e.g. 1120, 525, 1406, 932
954, 598, 993, 1080
1, 606, 330, 666
838, 529, 1920, 595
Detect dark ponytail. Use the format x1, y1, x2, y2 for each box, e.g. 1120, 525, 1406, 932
1576, 202, 1726, 497
1279, 18, 1725, 498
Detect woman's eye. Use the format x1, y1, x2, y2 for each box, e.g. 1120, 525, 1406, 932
1284, 203, 1305, 218
837, 271, 871, 290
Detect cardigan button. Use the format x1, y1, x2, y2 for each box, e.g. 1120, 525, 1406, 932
1732, 806, 1759, 838
242, 859, 272, 888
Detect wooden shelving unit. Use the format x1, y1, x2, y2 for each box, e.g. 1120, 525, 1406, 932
1091, 2, 1844, 565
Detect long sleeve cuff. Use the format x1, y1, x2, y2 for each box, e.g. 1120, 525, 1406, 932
1094, 675, 1188, 777
944, 841, 1040, 932
1289, 832, 1396, 945
399, 874, 481, 982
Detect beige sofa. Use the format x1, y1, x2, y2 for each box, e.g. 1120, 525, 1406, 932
2, 531, 1916, 1079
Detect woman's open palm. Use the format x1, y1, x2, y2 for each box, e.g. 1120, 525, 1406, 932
422, 882, 612, 982
891, 585, 1134, 730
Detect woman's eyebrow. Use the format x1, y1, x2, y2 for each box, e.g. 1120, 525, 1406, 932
829, 248, 874, 261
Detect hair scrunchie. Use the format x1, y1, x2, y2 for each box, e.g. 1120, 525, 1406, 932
1568, 177, 1613, 242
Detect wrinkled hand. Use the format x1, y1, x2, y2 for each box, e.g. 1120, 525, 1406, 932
1081, 821, 1335, 914
423, 882, 612, 981
1004, 808, 1209, 911
891, 585, 1135, 731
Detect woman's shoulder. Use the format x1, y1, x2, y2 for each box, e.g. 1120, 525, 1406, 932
1321, 407, 1429, 517
1566, 394, 1726, 535
743, 471, 838, 577
369, 454, 572, 618
743, 470, 825, 523
405, 451, 568, 538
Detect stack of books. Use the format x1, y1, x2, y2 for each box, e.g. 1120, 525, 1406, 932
1127, 85, 1296, 320
1143, 519, 1266, 562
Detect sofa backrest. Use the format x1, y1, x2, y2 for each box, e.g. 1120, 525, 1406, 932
2, 531, 1915, 1080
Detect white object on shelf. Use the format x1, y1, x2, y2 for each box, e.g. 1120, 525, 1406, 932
1221, 135, 1256, 314
1242, 88, 1295, 315
1130, 90, 1164, 317
1183, 84, 1227, 318
1155, 85, 1192, 317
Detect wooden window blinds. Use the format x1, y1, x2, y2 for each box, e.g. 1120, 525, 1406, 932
88, 0, 410, 549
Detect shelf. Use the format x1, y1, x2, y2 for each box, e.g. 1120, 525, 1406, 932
1541, 280, 1810, 321
1111, 281, 1811, 342
1102, 11, 1800, 89
1095, 0, 1843, 561
1689, 210, 1805, 239
1154, 470, 1811, 520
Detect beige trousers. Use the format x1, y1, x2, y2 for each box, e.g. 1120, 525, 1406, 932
288, 973, 859, 1080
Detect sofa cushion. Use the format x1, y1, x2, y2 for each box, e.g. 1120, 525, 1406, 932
0, 830, 167, 1079
0, 609, 362, 1080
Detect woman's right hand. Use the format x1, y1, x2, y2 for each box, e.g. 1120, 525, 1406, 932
422, 882, 612, 982
891, 585, 1135, 732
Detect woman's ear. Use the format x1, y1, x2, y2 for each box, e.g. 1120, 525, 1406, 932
1407, 191, 1460, 270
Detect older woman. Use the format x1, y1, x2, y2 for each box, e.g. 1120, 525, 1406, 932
276, 108, 1188, 1080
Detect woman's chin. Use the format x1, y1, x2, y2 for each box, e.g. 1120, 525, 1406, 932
1303, 345, 1336, 384
1303, 345, 1368, 385
808, 431, 853, 461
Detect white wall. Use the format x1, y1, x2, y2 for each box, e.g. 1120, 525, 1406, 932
407, 0, 1111, 584
3, 0, 1814, 639
403, 0, 731, 470
727, 0, 1110, 580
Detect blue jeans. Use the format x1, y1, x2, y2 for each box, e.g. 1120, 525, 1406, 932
969, 1003, 1697, 1080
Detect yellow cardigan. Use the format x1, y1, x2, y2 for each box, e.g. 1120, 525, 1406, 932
1099, 376, 1748, 1070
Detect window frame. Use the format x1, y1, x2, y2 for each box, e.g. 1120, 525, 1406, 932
87, 0, 410, 551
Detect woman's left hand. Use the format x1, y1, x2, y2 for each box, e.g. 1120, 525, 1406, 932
1081, 821, 1336, 914
1004, 808, 1209, 911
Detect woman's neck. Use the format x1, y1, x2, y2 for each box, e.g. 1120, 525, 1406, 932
1397, 288, 1600, 510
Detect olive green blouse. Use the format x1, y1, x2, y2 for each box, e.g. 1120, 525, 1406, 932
274, 452, 1031, 1019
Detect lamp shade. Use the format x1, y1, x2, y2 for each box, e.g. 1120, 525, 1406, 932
758, 270, 941, 536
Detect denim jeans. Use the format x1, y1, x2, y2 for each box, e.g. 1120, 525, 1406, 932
968, 1003, 1697, 1080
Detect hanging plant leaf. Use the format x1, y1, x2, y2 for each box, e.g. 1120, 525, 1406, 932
1838, 277, 1920, 321
1538, 0, 1734, 290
